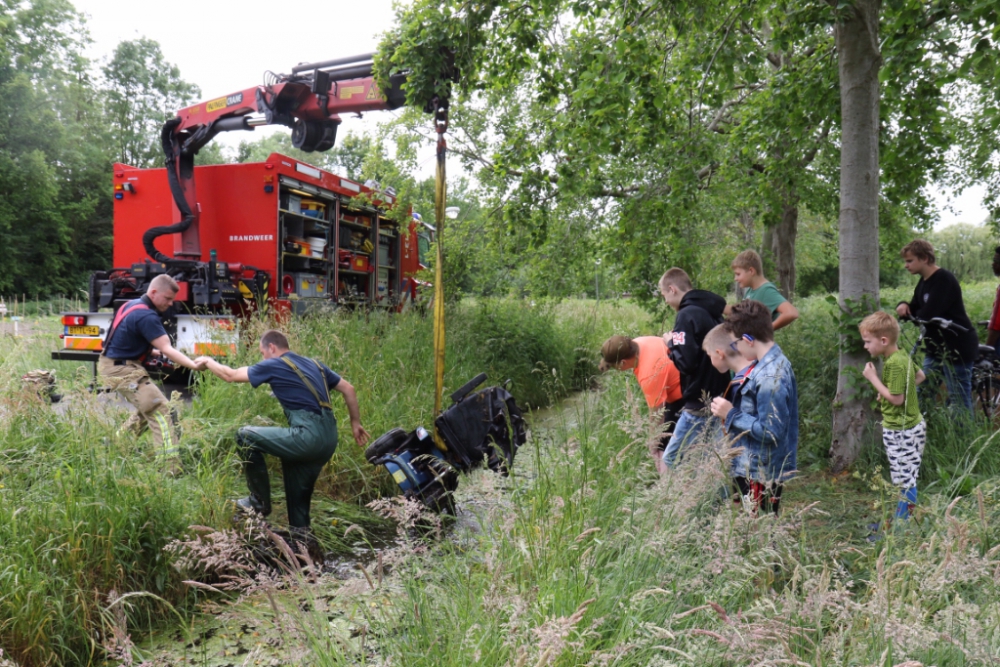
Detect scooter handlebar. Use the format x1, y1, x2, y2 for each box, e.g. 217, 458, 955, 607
450, 372, 488, 404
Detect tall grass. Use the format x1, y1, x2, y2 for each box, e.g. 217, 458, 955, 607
0, 298, 648, 666
5, 285, 999, 665
350, 369, 1000, 666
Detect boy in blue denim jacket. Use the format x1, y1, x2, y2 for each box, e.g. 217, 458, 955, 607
702, 324, 751, 493
710, 300, 798, 514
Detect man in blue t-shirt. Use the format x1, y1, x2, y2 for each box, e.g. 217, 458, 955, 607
196, 329, 370, 532
98, 274, 206, 476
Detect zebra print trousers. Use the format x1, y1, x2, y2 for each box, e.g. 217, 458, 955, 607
883, 420, 926, 489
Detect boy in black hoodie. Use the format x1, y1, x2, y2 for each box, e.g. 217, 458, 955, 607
658, 268, 730, 472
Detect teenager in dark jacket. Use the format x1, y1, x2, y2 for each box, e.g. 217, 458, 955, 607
658, 267, 730, 472
895, 239, 978, 415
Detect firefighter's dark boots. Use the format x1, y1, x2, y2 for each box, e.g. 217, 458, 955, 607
240, 447, 273, 516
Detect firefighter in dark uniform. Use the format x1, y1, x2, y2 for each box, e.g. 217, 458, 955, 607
98, 274, 206, 476
196, 329, 370, 531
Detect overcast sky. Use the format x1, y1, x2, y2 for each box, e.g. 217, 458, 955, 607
72, 0, 428, 168
71, 0, 989, 228
73, 0, 400, 133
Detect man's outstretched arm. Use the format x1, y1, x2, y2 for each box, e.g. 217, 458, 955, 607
195, 356, 251, 383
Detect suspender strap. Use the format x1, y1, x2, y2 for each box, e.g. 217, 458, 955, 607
280, 355, 333, 410
103, 297, 153, 360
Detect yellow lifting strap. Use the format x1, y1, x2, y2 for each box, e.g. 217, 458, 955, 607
280, 355, 333, 411
432, 97, 449, 453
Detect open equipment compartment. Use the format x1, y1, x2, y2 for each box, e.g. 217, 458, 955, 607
375, 214, 400, 306
335, 198, 378, 305
278, 176, 334, 307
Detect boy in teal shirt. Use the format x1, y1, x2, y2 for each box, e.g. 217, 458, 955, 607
728, 250, 799, 330
859, 311, 926, 523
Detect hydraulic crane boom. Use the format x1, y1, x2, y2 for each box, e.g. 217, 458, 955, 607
150, 54, 408, 263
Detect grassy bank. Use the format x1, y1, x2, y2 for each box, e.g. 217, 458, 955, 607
351, 370, 1000, 666
3, 286, 1000, 665
0, 298, 647, 666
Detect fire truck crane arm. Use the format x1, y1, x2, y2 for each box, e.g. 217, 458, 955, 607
167, 53, 407, 157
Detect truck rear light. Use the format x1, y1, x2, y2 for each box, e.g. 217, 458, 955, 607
62, 315, 85, 326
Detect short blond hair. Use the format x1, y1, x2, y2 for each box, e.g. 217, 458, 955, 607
658, 267, 692, 294
731, 249, 763, 275
149, 274, 179, 293
858, 310, 900, 344
702, 323, 741, 358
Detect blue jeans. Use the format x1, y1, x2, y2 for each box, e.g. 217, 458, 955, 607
662, 410, 713, 468
922, 355, 973, 416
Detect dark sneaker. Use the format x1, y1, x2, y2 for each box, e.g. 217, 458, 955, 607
235, 495, 271, 516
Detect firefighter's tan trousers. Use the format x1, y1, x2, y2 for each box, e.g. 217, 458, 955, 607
97, 356, 180, 467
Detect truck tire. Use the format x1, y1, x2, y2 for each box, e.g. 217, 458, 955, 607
365, 428, 409, 462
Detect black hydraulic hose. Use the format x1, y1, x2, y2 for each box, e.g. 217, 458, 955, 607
141, 119, 197, 265
144, 117, 253, 266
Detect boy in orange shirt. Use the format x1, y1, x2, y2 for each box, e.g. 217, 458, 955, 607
600, 335, 683, 473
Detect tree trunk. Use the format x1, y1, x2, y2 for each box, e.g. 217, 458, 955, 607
761, 223, 774, 276
830, 0, 882, 472
771, 199, 798, 299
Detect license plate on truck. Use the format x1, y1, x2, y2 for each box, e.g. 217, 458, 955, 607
67, 325, 100, 336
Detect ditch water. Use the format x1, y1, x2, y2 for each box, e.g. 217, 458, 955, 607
127, 390, 598, 667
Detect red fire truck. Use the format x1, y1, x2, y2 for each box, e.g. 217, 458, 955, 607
52, 53, 442, 369
108, 154, 432, 313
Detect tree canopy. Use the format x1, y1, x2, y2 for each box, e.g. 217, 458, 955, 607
0, 1, 201, 295
375, 0, 998, 303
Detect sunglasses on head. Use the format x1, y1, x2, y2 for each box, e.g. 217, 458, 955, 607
729, 333, 755, 351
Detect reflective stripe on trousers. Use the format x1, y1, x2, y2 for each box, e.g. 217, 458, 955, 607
97, 356, 180, 460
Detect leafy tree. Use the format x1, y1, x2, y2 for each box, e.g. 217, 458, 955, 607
234, 131, 324, 168
102, 38, 199, 168
329, 132, 376, 181
0, 0, 111, 295
377, 0, 1000, 468
929, 223, 996, 284
230, 129, 377, 179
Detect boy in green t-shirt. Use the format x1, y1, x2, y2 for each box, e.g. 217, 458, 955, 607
859, 311, 927, 523
727, 250, 799, 330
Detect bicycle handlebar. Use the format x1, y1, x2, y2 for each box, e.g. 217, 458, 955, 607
907, 316, 969, 334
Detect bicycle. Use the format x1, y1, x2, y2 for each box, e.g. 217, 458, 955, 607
902, 316, 1000, 421
974, 321, 1000, 422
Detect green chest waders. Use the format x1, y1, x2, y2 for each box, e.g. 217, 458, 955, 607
237, 357, 339, 528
